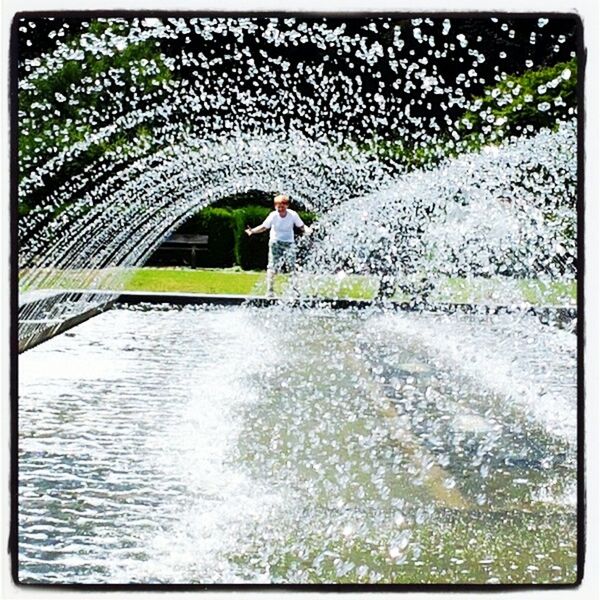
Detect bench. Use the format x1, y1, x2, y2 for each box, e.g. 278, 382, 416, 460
158, 234, 209, 268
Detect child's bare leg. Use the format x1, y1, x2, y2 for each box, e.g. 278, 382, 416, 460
266, 269, 275, 296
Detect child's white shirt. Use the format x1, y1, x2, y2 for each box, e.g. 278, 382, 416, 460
261, 209, 304, 243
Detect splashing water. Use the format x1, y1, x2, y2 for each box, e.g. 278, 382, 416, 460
296, 121, 576, 301
17, 16, 579, 584
19, 304, 577, 583
17, 16, 577, 344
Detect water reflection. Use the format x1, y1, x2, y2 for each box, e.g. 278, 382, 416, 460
19, 304, 577, 584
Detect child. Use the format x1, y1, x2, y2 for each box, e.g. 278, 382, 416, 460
246, 194, 311, 296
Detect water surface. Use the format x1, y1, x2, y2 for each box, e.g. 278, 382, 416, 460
19, 304, 577, 584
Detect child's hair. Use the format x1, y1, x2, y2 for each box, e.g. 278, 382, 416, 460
274, 194, 290, 205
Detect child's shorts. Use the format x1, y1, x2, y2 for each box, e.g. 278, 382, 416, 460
268, 241, 296, 273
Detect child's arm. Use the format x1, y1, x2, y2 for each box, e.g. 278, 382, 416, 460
246, 225, 268, 236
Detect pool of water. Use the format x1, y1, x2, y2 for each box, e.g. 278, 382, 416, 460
18, 304, 578, 584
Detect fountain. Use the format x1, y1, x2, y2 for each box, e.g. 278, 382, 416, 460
16, 15, 579, 585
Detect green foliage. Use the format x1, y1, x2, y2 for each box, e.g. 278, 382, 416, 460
458, 58, 577, 147
163, 205, 318, 270
357, 137, 446, 172
234, 206, 318, 270
177, 207, 236, 267
361, 58, 578, 172
210, 190, 314, 212
233, 205, 272, 270
211, 190, 277, 210
19, 21, 173, 211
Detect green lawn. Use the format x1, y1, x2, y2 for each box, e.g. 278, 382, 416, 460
435, 277, 576, 307
121, 268, 576, 306
20, 267, 577, 306
124, 269, 373, 298
125, 268, 266, 295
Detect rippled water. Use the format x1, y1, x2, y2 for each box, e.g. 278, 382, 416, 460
18, 305, 577, 584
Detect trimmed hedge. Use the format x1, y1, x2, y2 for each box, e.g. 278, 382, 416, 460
238, 206, 317, 270
177, 207, 236, 267
234, 205, 272, 270
167, 205, 317, 270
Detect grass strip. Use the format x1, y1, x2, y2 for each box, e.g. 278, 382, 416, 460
20, 267, 577, 306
